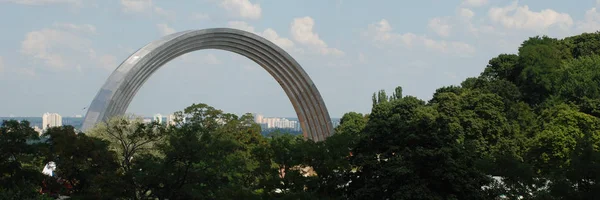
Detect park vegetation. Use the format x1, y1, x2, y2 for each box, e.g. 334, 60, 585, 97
2, 32, 600, 199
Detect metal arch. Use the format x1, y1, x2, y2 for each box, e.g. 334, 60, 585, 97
81, 28, 333, 141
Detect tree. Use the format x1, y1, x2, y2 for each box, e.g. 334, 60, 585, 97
335, 112, 367, 136
348, 92, 494, 200
130, 103, 270, 200
87, 115, 167, 172
0, 120, 45, 199
516, 36, 570, 105
480, 54, 521, 82
564, 31, 600, 58
42, 126, 124, 198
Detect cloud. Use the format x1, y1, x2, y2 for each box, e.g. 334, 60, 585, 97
227, 21, 297, 51
365, 19, 412, 44
364, 19, 475, 56
52, 23, 96, 34
261, 28, 295, 49
428, 17, 452, 37
21, 28, 89, 69
459, 8, 475, 19
156, 23, 175, 36
220, 0, 261, 20
120, 0, 174, 20
291, 16, 344, 56
461, 0, 488, 7
153, 6, 175, 20
488, 1, 573, 32
20, 23, 117, 71
120, 0, 152, 12
227, 21, 256, 33
190, 12, 210, 21
576, 7, 600, 33
2, 0, 81, 6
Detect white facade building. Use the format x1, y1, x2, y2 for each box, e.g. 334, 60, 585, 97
166, 114, 176, 126
153, 113, 163, 124
253, 114, 299, 129
42, 113, 62, 130
33, 126, 43, 136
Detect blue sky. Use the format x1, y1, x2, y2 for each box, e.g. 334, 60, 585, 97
0, 0, 599, 118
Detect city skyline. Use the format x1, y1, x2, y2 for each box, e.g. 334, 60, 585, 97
0, 112, 341, 136
0, 112, 342, 119
2, 0, 600, 117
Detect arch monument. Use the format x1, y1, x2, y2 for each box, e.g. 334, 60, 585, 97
81, 28, 334, 141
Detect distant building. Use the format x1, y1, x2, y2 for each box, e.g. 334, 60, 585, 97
253, 114, 301, 130
253, 113, 264, 124
33, 126, 43, 136
153, 114, 163, 124
166, 114, 176, 126
42, 113, 62, 130
331, 120, 341, 128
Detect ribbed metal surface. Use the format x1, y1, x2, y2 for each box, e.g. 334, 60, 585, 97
81, 28, 333, 141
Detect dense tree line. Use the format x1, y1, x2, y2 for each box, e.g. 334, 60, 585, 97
2, 32, 600, 199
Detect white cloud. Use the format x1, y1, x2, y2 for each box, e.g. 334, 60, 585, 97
428, 17, 452, 37
462, 0, 488, 7
291, 16, 344, 56
21, 28, 89, 69
365, 19, 475, 56
365, 19, 417, 46
20, 23, 116, 71
459, 8, 475, 19
52, 23, 96, 34
153, 6, 175, 20
227, 21, 298, 52
190, 12, 210, 21
488, 1, 573, 31
220, 0, 261, 20
227, 21, 256, 33
2, 0, 81, 6
120, 0, 152, 13
156, 23, 175, 36
120, 0, 174, 19
576, 8, 600, 33
261, 28, 294, 49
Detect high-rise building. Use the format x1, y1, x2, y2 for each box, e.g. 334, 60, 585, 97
42, 113, 62, 130
166, 114, 176, 126
253, 113, 264, 124
153, 114, 163, 124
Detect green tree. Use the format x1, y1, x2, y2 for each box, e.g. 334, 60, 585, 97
42, 126, 124, 199
0, 120, 45, 199
349, 93, 494, 199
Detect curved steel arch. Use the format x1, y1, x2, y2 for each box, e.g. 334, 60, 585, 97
81, 28, 333, 141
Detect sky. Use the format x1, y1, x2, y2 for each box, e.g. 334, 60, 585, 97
0, 0, 599, 118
